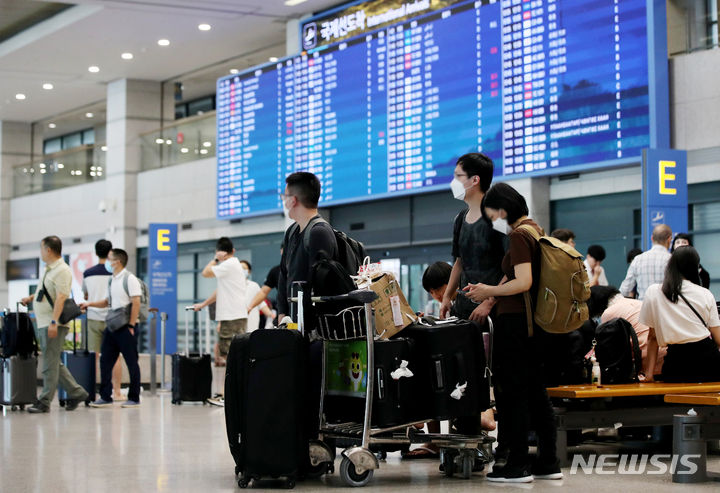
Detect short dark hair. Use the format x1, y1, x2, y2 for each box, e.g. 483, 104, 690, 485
95, 239, 112, 258
422, 262, 452, 292
587, 285, 620, 319
626, 248, 642, 264
483, 182, 529, 224
671, 233, 692, 252
587, 245, 606, 262
662, 246, 701, 303
240, 259, 252, 271
110, 248, 129, 267
286, 172, 321, 208
41, 236, 62, 256
216, 237, 234, 254
456, 153, 494, 192
551, 229, 575, 243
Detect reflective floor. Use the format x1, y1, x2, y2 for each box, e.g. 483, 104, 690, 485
2, 389, 720, 492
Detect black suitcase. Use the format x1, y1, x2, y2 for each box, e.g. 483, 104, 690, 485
324, 337, 417, 427
401, 317, 489, 421
58, 315, 96, 406
225, 329, 309, 488
172, 307, 212, 404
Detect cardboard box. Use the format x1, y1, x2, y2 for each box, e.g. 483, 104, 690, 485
365, 272, 416, 339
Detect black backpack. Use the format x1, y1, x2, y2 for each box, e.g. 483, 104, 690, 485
1, 310, 38, 358
593, 317, 643, 384
292, 217, 368, 276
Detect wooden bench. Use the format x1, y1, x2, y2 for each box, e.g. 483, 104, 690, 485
664, 392, 720, 406
546, 382, 720, 467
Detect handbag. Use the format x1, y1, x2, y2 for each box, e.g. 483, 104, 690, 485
42, 280, 82, 325
106, 305, 131, 332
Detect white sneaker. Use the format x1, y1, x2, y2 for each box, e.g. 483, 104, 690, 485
207, 396, 225, 407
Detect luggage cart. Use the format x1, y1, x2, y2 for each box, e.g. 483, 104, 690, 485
292, 284, 494, 487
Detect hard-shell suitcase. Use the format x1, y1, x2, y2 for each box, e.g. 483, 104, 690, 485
0, 355, 38, 410
172, 307, 212, 404
324, 337, 417, 427
0, 307, 38, 410
58, 315, 96, 406
401, 317, 489, 421
225, 329, 309, 488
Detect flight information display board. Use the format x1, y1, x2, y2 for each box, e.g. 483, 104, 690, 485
217, 0, 661, 219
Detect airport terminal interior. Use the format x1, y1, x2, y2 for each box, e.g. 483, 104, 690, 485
2, 0, 720, 491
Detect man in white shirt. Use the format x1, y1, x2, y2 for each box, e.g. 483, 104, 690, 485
81, 248, 142, 408
193, 237, 247, 359
620, 224, 672, 300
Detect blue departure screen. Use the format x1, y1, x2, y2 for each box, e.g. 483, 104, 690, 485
217, 0, 652, 219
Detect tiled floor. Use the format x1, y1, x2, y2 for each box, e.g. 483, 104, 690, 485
2, 390, 719, 492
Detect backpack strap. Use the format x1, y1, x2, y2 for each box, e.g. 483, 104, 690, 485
452, 209, 469, 255
302, 216, 327, 252
516, 224, 540, 337
623, 319, 643, 381
107, 277, 113, 306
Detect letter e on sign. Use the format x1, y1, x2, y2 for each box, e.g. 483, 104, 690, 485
659, 160, 677, 195
157, 229, 171, 251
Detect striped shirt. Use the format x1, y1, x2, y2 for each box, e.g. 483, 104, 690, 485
619, 244, 671, 300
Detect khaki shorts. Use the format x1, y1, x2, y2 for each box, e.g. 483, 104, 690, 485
87, 319, 107, 353
218, 318, 247, 357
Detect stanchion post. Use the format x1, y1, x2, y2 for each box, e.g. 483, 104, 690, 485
149, 308, 159, 396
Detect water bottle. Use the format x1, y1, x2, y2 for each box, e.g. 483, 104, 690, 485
591, 356, 601, 387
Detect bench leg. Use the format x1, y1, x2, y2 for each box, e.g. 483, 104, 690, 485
672, 414, 707, 483
556, 428, 569, 467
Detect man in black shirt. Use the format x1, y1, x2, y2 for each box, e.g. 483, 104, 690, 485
277, 172, 338, 321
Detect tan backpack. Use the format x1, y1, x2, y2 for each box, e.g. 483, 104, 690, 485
517, 225, 590, 336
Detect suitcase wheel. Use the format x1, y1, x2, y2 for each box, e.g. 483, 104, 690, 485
339, 457, 373, 487
238, 479, 249, 489
172, 399, 182, 405
285, 478, 295, 489
59, 400, 66, 407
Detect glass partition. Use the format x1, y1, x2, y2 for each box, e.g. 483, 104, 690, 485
140, 111, 216, 171
13, 144, 107, 197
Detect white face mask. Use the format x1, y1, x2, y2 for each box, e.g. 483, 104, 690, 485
241, 267, 250, 278
450, 178, 471, 200
282, 196, 292, 220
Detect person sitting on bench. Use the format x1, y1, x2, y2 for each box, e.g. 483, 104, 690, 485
640, 246, 720, 383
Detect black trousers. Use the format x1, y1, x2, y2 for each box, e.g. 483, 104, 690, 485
493, 313, 558, 468
99, 326, 141, 402
662, 337, 720, 383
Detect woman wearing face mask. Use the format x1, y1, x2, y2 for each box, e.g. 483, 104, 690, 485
464, 182, 561, 483
671, 233, 711, 289
440, 153, 508, 324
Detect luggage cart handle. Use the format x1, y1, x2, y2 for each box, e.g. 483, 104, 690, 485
290, 289, 378, 305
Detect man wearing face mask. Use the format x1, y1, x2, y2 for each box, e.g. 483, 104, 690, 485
441, 153, 508, 323
21, 236, 89, 413
276, 172, 338, 322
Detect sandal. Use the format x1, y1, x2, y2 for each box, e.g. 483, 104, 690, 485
402, 446, 439, 460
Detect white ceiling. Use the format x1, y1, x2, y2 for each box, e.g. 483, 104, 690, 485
0, 0, 341, 125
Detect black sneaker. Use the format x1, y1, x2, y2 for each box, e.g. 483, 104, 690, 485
486, 464, 533, 483
66, 391, 90, 411
27, 403, 50, 414
532, 462, 563, 480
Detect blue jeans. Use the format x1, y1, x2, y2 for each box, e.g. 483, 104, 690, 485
99, 326, 141, 402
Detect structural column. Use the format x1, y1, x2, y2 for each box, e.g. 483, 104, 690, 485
0, 122, 34, 305
508, 177, 551, 232
105, 79, 171, 272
